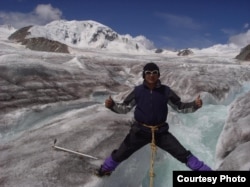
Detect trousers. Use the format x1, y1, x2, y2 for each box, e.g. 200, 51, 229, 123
111, 122, 191, 163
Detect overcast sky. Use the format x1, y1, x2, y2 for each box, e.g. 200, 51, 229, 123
0, 0, 249, 49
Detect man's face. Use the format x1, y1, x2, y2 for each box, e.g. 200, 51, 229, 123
144, 70, 159, 84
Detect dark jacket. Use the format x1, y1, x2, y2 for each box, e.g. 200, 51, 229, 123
111, 80, 199, 126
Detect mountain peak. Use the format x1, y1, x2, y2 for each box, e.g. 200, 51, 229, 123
23, 20, 155, 53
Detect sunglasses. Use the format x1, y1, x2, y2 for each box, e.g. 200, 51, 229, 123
145, 70, 159, 75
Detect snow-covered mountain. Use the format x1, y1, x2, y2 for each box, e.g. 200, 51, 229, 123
0, 24, 16, 40
9, 20, 155, 54
4, 19, 250, 59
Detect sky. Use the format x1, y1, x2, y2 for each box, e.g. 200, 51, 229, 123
0, 0, 249, 50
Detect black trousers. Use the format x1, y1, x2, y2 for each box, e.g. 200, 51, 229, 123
112, 123, 191, 163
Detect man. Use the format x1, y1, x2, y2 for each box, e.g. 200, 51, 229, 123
96, 62, 212, 177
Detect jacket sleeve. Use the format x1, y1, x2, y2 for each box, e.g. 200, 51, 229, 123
110, 90, 136, 114
168, 88, 199, 113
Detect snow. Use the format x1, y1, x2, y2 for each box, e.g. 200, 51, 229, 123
0, 21, 250, 187
27, 20, 154, 54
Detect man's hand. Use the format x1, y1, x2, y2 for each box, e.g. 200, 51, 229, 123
105, 95, 114, 108
195, 95, 202, 108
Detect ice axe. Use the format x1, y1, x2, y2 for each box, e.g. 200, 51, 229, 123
52, 139, 99, 160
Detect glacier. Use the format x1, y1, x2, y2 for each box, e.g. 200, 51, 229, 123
0, 28, 250, 187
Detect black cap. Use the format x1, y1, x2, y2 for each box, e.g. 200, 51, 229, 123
142, 62, 160, 78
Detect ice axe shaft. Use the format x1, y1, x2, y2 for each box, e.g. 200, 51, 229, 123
52, 139, 98, 160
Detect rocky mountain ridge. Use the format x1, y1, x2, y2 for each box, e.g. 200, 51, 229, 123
3, 20, 250, 60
